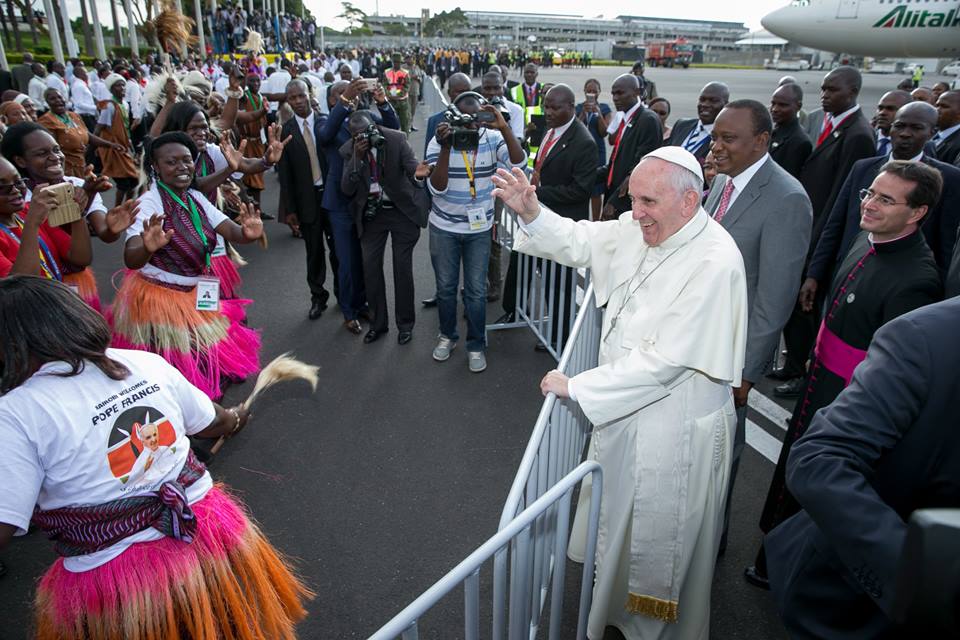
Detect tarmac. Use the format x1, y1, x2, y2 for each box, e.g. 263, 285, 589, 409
1, 64, 939, 639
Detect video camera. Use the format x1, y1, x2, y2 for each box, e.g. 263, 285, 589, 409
442, 104, 480, 151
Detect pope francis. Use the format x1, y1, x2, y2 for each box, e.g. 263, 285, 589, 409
492, 146, 748, 640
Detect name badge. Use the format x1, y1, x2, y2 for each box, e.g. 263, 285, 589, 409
467, 207, 487, 231
369, 181, 382, 195
195, 276, 220, 311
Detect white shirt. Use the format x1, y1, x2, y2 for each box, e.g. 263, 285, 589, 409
536, 115, 575, 164
682, 120, 714, 151
90, 77, 110, 103
28, 76, 47, 110
888, 150, 924, 163
933, 123, 960, 145
213, 75, 230, 95
824, 104, 861, 131
127, 184, 229, 287
505, 99, 525, 141
262, 69, 291, 112
722, 153, 771, 210
606, 101, 643, 136
70, 78, 97, 116
24, 176, 106, 219
0, 349, 215, 572
348, 59, 361, 76
124, 80, 143, 119
46, 73, 70, 105
294, 112, 324, 186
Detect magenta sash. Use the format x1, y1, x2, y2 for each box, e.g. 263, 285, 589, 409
814, 321, 868, 386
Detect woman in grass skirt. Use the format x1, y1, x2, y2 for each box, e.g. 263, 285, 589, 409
0, 275, 312, 640
111, 131, 263, 400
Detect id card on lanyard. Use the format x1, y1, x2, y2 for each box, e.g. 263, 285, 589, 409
195, 276, 220, 311
156, 182, 217, 309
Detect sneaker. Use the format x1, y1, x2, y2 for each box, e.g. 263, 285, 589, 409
468, 350, 487, 373
432, 336, 456, 362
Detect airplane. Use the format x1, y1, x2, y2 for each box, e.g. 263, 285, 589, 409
761, 0, 960, 58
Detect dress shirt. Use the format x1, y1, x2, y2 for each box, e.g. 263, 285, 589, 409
70, 79, 97, 116
887, 151, 923, 163
823, 104, 861, 131
263, 70, 291, 112
876, 132, 891, 156
45, 73, 69, 104
505, 100, 525, 141
124, 80, 143, 119
933, 123, 960, 145
607, 101, 642, 136
537, 115, 575, 164
28, 76, 47, 109
682, 120, 714, 151
294, 112, 323, 187
90, 78, 110, 103
723, 153, 770, 210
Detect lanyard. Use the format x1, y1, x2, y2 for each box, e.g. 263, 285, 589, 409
56, 113, 74, 128
157, 181, 211, 267
0, 215, 63, 281
460, 149, 479, 199
368, 153, 380, 183
245, 89, 262, 112
197, 153, 209, 178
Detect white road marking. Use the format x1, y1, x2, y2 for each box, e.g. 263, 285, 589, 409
746, 420, 782, 464
748, 389, 791, 431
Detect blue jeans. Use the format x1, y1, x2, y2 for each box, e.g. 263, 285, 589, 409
328, 210, 367, 320
430, 224, 490, 352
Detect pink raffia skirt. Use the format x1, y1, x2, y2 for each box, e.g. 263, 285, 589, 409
63, 267, 102, 312
108, 271, 260, 400
34, 486, 312, 640
211, 253, 242, 300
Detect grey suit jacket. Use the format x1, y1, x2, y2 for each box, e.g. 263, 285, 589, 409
802, 107, 825, 142
704, 157, 813, 382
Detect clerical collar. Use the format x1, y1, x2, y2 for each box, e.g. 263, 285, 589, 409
868, 228, 923, 253
655, 208, 708, 251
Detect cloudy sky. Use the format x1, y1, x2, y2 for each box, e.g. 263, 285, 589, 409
59, 0, 787, 39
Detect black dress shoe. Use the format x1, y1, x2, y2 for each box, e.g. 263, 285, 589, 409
534, 342, 549, 352
422, 296, 437, 308
494, 311, 515, 324
358, 308, 373, 323
308, 301, 327, 320
743, 565, 770, 590
774, 377, 805, 398
343, 319, 362, 334
397, 331, 413, 345
363, 328, 386, 343
766, 367, 799, 381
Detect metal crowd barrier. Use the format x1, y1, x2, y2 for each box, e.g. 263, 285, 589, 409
487, 207, 591, 360
422, 74, 448, 117
369, 462, 603, 640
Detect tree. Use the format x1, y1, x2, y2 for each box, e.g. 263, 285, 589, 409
383, 22, 410, 37
423, 8, 469, 38
337, 1, 367, 35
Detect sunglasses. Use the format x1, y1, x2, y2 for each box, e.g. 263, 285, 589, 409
0, 179, 26, 196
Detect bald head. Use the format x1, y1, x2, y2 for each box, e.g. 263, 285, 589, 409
611, 74, 640, 112
911, 87, 935, 105
778, 75, 798, 86
890, 101, 938, 159
544, 83, 575, 128
545, 83, 574, 105
827, 66, 863, 92
822, 66, 862, 115
447, 73, 471, 101
875, 90, 913, 133
936, 90, 960, 129
697, 82, 730, 125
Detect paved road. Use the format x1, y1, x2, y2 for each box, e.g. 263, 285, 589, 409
0, 65, 907, 638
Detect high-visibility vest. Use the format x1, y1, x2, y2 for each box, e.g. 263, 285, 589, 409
510, 83, 542, 113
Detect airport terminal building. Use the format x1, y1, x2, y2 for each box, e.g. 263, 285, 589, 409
365, 11, 749, 55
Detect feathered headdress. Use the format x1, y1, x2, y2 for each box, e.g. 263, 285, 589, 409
181, 70, 212, 103
152, 0, 198, 54
142, 71, 184, 116
240, 28, 265, 57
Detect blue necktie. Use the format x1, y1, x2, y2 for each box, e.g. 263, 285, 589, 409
684, 124, 705, 152
876, 137, 890, 157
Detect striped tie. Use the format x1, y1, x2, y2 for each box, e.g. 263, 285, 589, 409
683, 124, 704, 152
713, 180, 736, 223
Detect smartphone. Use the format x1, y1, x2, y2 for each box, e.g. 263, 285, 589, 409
476, 111, 497, 124
361, 78, 378, 92
585, 93, 598, 104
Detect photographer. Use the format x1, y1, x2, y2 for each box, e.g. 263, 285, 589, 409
340, 111, 430, 345
426, 93, 526, 373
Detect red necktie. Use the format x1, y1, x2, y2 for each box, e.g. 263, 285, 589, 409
535, 129, 558, 171
816, 117, 834, 147
607, 116, 629, 188
713, 180, 736, 223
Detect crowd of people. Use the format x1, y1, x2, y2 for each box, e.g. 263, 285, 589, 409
0, 35, 958, 639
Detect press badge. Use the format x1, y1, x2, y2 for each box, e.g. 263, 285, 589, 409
212, 242, 227, 258
467, 207, 486, 231
196, 276, 220, 311
369, 181, 382, 195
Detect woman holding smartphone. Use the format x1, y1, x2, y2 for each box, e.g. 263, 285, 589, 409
575, 79, 612, 220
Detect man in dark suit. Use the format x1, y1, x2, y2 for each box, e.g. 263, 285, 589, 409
768, 83, 812, 180
11, 53, 34, 94
666, 81, 729, 163
806, 102, 960, 298
766, 296, 960, 638
600, 74, 661, 219
704, 100, 813, 553
499, 84, 598, 338
318, 78, 400, 334
278, 79, 339, 321
934, 90, 960, 166
340, 111, 429, 345
777, 66, 877, 395
872, 90, 912, 157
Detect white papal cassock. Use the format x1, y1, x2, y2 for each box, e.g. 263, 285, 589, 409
514, 205, 747, 640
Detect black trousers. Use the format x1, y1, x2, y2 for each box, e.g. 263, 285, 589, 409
301, 207, 339, 306
781, 293, 822, 378
360, 206, 421, 332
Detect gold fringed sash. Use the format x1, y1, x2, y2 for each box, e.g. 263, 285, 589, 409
625, 593, 679, 623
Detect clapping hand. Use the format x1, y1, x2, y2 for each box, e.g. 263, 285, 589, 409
104, 199, 139, 236
141, 214, 173, 253
220, 131, 248, 172
82, 165, 113, 195
236, 201, 263, 241
491, 168, 540, 222
263, 124, 292, 165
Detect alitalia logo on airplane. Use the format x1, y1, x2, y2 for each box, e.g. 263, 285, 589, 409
873, 6, 960, 28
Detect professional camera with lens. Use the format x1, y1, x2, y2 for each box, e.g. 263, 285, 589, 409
363, 194, 380, 220
442, 105, 480, 151
358, 123, 385, 149
489, 97, 511, 122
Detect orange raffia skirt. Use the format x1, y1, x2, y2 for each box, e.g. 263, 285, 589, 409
108, 271, 260, 401
34, 485, 312, 640
63, 267, 102, 312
